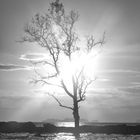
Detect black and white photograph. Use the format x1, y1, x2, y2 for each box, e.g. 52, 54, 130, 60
0, 0, 140, 139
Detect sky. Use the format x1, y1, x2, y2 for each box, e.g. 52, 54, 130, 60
0, 0, 140, 122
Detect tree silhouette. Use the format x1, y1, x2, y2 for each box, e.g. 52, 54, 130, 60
21, 0, 105, 131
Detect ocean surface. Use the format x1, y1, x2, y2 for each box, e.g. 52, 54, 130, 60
53, 121, 140, 127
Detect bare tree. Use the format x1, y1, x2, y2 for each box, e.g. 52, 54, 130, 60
21, 0, 105, 131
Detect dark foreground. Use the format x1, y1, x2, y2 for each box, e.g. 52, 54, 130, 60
1, 133, 140, 140
0, 122, 140, 135
0, 122, 140, 140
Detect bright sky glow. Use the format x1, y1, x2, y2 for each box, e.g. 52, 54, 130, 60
1, 0, 140, 122
32, 46, 101, 96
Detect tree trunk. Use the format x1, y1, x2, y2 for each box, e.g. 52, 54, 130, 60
72, 78, 80, 135
73, 99, 80, 130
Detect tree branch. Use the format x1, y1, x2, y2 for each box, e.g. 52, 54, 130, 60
77, 77, 97, 102
31, 60, 54, 67
61, 80, 74, 99
47, 93, 73, 110
86, 32, 106, 53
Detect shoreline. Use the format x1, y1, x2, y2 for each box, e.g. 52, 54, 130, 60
0, 122, 140, 135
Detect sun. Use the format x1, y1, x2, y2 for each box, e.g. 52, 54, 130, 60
32, 47, 101, 96
58, 50, 100, 91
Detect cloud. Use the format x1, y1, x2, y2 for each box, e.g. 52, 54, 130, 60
20, 53, 47, 61
99, 69, 140, 74
118, 83, 140, 96
0, 64, 32, 71
120, 104, 140, 110
88, 86, 139, 99
86, 86, 140, 113
131, 82, 140, 87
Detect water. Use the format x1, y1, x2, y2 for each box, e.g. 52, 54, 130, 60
1, 133, 140, 140
54, 122, 140, 127
54, 122, 84, 127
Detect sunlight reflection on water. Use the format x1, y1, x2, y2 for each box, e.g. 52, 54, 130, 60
1, 133, 140, 140
54, 122, 85, 127
52, 133, 107, 140
43, 133, 140, 140
53, 133, 77, 140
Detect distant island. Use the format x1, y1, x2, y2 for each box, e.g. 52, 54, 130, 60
43, 118, 89, 123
